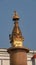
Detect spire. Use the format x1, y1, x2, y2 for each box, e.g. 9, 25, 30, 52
9, 11, 24, 47
13, 11, 19, 21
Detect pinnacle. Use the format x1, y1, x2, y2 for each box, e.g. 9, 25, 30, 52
13, 11, 19, 21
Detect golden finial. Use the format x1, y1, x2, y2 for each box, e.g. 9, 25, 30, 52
13, 11, 19, 21
9, 11, 24, 47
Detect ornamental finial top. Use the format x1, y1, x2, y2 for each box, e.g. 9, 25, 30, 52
13, 11, 19, 21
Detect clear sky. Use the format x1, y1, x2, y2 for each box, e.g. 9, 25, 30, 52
0, 0, 36, 50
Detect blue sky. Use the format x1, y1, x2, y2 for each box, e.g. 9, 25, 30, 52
0, 0, 36, 50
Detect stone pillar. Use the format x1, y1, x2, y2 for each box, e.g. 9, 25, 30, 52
8, 47, 29, 65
